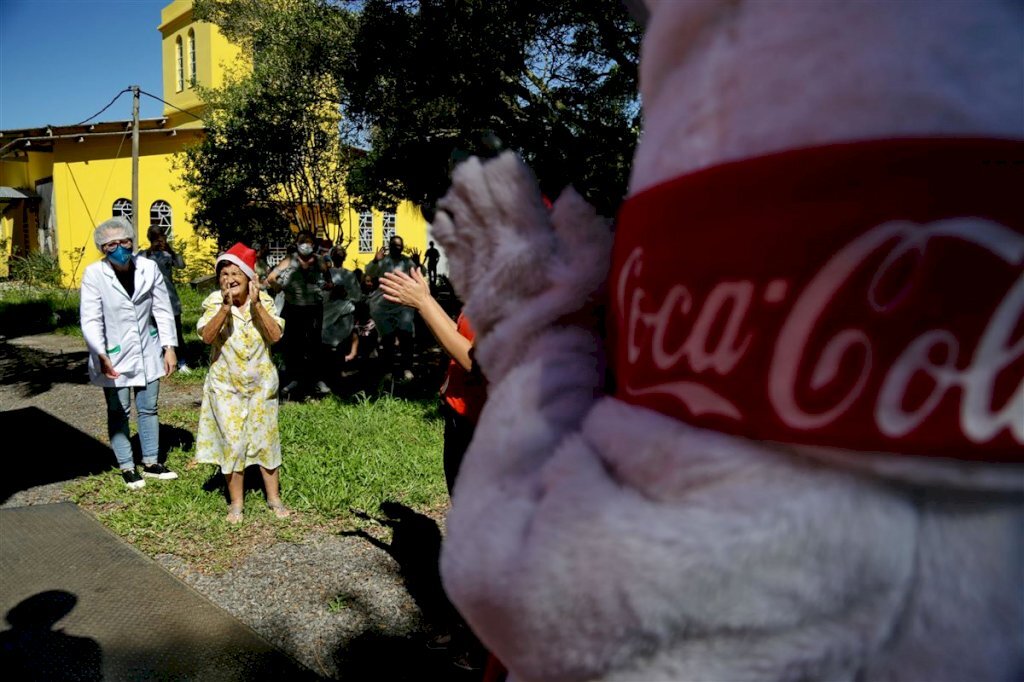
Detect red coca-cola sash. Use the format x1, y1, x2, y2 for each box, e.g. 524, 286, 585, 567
610, 138, 1024, 463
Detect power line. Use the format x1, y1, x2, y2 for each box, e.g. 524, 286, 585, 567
138, 89, 205, 122
73, 88, 131, 126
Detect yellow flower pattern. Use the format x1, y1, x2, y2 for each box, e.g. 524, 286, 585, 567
195, 290, 285, 474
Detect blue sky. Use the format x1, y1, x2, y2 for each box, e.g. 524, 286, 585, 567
1, 0, 169, 130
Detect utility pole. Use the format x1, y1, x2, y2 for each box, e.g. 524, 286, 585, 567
131, 85, 140, 230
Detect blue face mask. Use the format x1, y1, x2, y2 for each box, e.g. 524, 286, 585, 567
107, 244, 133, 267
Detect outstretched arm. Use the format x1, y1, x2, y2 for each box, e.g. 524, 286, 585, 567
380, 268, 471, 371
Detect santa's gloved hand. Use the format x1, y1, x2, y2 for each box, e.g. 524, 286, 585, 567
432, 151, 612, 383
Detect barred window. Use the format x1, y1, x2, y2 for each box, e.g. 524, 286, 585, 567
175, 36, 184, 92
358, 210, 373, 253
112, 198, 133, 224
150, 200, 172, 238
267, 243, 288, 268
187, 30, 197, 86
382, 210, 396, 245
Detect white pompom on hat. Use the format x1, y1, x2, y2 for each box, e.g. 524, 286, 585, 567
216, 242, 258, 281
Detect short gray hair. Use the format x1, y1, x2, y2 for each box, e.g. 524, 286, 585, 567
93, 216, 135, 251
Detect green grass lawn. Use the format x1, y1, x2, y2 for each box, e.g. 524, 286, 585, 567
66, 394, 447, 572
4, 281, 451, 573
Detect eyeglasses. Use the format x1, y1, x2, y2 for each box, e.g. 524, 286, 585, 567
102, 238, 133, 251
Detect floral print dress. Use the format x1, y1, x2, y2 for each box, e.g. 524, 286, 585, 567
195, 290, 285, 473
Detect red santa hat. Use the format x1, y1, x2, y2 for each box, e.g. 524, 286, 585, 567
216, 242, 258, 282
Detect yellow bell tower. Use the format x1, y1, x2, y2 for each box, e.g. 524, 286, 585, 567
157, 1, 243, 129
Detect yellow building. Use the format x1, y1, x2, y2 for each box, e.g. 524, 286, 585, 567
0, 0, 428, 283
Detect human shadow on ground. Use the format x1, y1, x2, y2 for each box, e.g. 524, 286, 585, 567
0, 590, 102, 681
344, 502, 455, 629
0, 408, 111, 504
0, 410, 192, 504
0, 341, 90, 397
338, 502, 486, 678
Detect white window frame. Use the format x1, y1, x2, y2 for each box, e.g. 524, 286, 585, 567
358, 210, 373, 253
187, 29, 197, 87
150, 200, 172, 238
112, 198, 133, 224
175, 37, 184, 92
382, 210, 396, 245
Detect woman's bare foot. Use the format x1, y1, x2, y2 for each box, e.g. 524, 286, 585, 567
226, 504, 244, 524
267, 499, 290, 519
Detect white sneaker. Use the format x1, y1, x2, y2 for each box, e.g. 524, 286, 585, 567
121, 468, 145, 490
176, 362, 192, 374
315, 381, 331, 395
282, 380, 299, 395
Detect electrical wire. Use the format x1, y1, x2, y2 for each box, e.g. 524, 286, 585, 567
60, 128, 132, 305
73, 88, 132, 126
138, 88, 205, 121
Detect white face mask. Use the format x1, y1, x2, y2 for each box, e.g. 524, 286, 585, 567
297, 243, 314, 257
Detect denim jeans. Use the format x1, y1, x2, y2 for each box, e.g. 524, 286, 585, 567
104, 379, 160, 470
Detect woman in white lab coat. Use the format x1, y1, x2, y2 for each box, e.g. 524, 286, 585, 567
80, 217, 179, 489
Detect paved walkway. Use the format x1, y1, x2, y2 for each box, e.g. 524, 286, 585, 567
0, 503, 318, 680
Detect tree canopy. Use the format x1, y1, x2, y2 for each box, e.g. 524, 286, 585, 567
181, 0, 641, 245
340, 0, 641, 217
179, 0, 358, 247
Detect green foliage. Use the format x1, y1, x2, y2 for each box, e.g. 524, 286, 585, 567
167, 284, 212, 374
8, 251, 63, 288
174, 233, 219, 286
186, 0, 640, 229
0, 237, 10, 276
61, 246, 88, 290
327, 594, 353, 613
340, 0, 641, 217
67, 394, 447, 572
180, 0, 359, 246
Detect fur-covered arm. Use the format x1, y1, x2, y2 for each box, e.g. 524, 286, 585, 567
434, 154, 917, 681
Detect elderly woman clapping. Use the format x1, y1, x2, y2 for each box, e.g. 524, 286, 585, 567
80, 216, 179, 489
195, 243, 289, 523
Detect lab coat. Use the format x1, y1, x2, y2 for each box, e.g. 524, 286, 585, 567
80, 256, 178, 388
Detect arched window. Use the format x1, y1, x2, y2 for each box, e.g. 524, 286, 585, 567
187, 29, 196, 86
150, 200, 172, 238
175, 36, 184, 91
358, 209, 373, 253
382, 210, 397, 245
112, 198, 133, 224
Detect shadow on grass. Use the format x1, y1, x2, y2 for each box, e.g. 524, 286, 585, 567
200, 464, 279, 505
130, 424, 194, 463
0, 299, 80, 340
0, 407, 111, 504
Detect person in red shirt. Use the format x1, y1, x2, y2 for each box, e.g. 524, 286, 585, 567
380, 267, 494, 674
379, 268, 485, 492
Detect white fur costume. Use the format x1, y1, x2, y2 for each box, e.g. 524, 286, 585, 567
433, 2, 1024, 680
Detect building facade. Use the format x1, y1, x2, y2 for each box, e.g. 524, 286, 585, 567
0, 0, 428, 283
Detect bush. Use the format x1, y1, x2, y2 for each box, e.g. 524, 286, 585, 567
175, 233, 218, 288
8, 252, 62, 288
